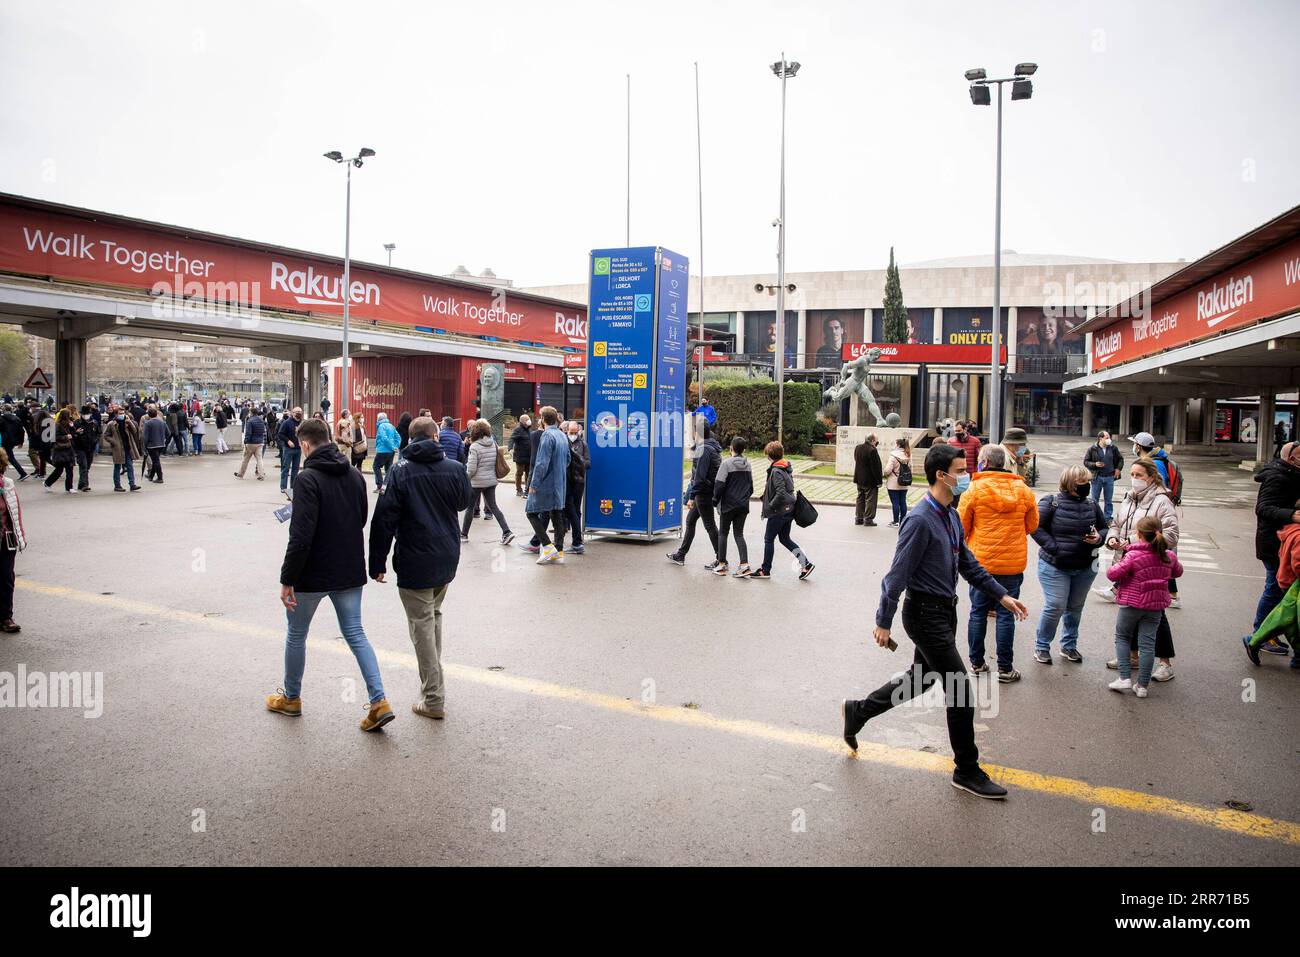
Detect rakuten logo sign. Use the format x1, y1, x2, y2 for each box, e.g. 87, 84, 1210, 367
270, 261, 380, 308
1094, 329, 1122, 366
555, 310, 587, 343
1197, 273, 1254, 328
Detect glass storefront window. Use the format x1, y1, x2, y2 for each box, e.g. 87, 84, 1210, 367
854, 374, 904, 424
1013, 387, 1083, 435
927, 372, 979, 428
1090, 402, 1121, 435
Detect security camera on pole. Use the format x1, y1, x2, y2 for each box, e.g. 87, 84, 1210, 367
323, 147, 376, 417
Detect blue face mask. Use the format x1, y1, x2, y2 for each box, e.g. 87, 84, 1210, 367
947, 472, 970, 493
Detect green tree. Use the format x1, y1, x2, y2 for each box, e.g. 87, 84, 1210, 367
882, 246, 908, 343
0, 328, 31, 394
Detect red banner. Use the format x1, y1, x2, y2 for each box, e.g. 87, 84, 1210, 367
842, 342, 1007, 364
1091, 235, 1300, 370
0, 200, 587, 350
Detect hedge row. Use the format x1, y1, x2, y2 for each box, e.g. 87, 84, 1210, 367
702, 379, 821, 455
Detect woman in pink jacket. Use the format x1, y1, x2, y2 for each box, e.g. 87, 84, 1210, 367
1106, 516, 1183, 698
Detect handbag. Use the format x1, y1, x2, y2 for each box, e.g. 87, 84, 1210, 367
793, 490, 819, 528
495, 445, 510, 479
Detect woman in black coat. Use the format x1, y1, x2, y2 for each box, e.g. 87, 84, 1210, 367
1030, 464, 1106, 664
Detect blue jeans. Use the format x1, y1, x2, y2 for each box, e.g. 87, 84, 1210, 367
192, 434, 203, 454
1115, 605, 1161, 686
280, 446, 301, 491
373, 452, 394, 488
761, 515, 808, 574
1254, 558, 1283, 632
112, 457, 136, 489
1091, 474, 1115, 522
282, 587, 385, 703
968, 572, 1023, 671
1034, 559, 1097, 653
887, 489, 908, 524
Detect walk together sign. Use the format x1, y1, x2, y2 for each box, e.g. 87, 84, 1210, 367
584, 246, 689, 539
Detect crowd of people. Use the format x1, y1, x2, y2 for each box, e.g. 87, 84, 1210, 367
3, 384, 1291, 801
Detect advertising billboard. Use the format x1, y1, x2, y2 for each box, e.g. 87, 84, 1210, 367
584, 247, 688, 538
805, 309, 865, 368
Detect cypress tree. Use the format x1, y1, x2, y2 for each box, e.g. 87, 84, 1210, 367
882, 247, 908, 343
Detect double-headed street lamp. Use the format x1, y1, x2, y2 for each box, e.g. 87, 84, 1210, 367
384, 243, 396, 266
966, 63, 1036, 440
770, 54, 800, 443
323, 147, 376, 413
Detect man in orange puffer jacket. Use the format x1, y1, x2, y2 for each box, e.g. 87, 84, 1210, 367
958, 444, 1039, 681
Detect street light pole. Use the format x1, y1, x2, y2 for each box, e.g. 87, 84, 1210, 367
323, 147, 376, 419
991, 81, 1003, 440
966, 64, 1035, 440
771, 54, 800, 445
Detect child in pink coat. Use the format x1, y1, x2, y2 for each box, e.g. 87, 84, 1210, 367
1106, 516, 1183, 697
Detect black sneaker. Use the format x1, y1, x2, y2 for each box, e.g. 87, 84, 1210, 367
951, 768, 1008, 800
1060, 648, 1083, 663
969, 661, 989, 675
749, 569, 771, 579
666, 553, 685, 566
1033, 649, 1052, 665
997, 669, 1021, 683
841, 699, 862, 752
799, 562, 815, 580
501, 532, 515, 546
1242, 635, 1261, 666
703, 560, 720, 571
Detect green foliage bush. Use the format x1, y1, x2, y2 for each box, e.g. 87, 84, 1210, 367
703, 379, 820, 454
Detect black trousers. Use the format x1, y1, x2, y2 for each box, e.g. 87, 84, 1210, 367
146, 447, 163, 481
855, 484, 879, 524
75, 449, 93, 489
717, 507, 748, 564
852, 593, 980, 774
564, 483, 585, 547
527, 509, 566, 548
464, 486, 510, 536
674, 499, 718, 559
3, 442, 26, 478
0, 541, 14, 621
44, 461, 73, 491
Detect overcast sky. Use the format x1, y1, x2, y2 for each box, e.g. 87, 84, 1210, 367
2, 0, 1298, 288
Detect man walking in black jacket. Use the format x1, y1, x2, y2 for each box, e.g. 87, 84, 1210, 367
510, 415, 533, 497
267, 418, 394, 733
369, 416, 473, 719
667, 424, 722, 567
854, 434, 883, 526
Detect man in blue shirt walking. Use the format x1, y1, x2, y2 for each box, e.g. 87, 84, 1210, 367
841, 443, 1029, 799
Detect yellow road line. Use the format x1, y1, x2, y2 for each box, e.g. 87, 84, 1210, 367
16, 578, 1300, 847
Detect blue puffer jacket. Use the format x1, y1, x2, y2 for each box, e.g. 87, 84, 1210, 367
1032, 490, 1106, 571
438, 426, 465, 464
243, 414, 266, 446
374, 415, 400, 454
526, 426, 570, 513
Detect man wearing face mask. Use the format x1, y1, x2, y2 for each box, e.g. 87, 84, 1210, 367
998, 427, 1031, 480
842, 443, 1028, 799
562, 420, 590, 555
1084, 430, 1124, 523
72, 404, 101, 492
957, 444, 1039, 681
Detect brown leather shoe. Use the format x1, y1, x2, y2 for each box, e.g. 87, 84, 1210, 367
1, 620, 20, 634
411, 701, 445, 720
265, 691, 301, 716
360, 697, 395, 732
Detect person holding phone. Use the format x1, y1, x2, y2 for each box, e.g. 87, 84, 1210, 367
840, 443, 1028, 799
1031, 465, 1107, 664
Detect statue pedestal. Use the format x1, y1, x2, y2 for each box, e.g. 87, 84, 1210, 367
836, 425, 928, 477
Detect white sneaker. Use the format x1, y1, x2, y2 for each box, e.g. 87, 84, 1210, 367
553, 550, 566, 565
1134, 685, 1149, 698
1108, 677, 1132, 693
1168, 597, 1181, 609
1094, 585, 1117, 603
1151, 662, 1175, 682
536, 544, 558, 565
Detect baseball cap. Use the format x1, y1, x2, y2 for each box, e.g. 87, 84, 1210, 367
1127, 431, 1156, 448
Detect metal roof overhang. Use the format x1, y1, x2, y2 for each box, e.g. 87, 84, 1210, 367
1064, 309, 1300, 398
0, 278, 564, 367
1073, 204, 1300, 336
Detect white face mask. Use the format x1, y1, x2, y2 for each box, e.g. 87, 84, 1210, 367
1132, 477, 1150, 494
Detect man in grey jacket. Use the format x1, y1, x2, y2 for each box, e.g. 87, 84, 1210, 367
141, 407, 168, 484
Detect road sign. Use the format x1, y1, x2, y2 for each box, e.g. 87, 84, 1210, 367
24, 367, 52, 390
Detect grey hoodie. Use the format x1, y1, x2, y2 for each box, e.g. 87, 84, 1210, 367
713, 454, 754, 514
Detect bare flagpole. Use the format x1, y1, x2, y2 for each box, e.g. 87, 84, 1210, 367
626, 73, 631, 247
695, 62, 705, 403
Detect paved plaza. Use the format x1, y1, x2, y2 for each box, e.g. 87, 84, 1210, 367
0, 448, 1296, 866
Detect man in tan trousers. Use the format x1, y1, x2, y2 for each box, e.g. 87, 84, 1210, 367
367, 416, 472, 718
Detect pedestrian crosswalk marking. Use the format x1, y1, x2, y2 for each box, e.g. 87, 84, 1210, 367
14, 578, 1300, 848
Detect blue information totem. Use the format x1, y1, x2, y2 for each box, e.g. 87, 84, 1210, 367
584, 246, 689, 539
